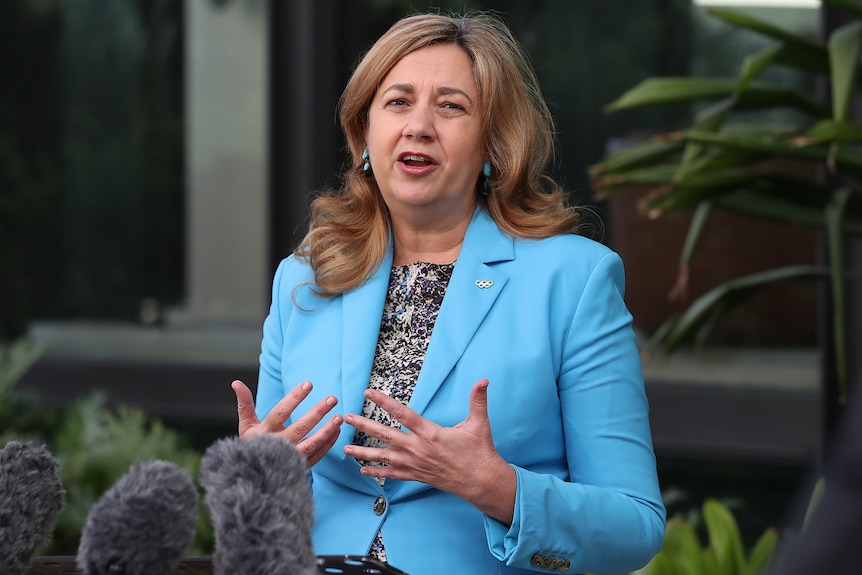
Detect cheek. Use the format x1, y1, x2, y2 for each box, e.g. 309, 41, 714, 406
452, 131, 485, 174
450, 121, 483, 150
366, 129, 397, 163
366, 110, 399, 139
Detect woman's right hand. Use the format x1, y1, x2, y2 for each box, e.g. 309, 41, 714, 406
232, 379, 344, 467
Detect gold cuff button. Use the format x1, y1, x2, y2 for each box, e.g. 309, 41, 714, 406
531, 553, 543, 567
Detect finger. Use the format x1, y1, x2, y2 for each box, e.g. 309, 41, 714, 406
301, 414, 344, 467
363, 389, 423, 432
285, 395, 340, 443
261, 381, 314, 432
345, 413, 403, 447
344, 443, 393, 467
361, 463, 395, 481
232, 380, 260, 436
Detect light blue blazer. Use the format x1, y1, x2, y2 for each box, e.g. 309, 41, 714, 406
256, 207, 666, 575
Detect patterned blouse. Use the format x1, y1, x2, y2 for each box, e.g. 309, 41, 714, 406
352, 261, 455, 562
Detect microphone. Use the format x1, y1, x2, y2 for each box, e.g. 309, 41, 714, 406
201, 434, 316, 575
0, 441, 65, 575
76, 460, 198, 575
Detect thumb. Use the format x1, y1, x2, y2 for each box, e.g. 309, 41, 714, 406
466, 378, 491, 428
232, 379, 260, 436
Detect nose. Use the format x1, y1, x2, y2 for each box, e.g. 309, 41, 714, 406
402, 106, 435, 140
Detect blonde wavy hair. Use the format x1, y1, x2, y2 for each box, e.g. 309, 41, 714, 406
296, 12, 580, 297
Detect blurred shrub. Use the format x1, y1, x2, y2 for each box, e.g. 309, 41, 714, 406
47, 393, 214, 555
0, 339, 56, 440
634, 499, 777, 575
0, 337, 214, 556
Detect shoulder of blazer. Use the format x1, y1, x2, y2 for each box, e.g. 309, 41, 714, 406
276, 254, 315, 283
270, 254, 327, 313
464, 207, 617, 272
460, 207, 515, 264
514, 233, 615, 265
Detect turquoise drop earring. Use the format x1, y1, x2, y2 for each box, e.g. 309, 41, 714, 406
481, 161, 493, 197
362, 148, 372, 178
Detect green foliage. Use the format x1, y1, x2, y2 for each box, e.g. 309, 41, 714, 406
634, 499, 778, 575
0, 339, 56, 441
0, 338, 43, 392
0, 338, 214, 555
47, 394, 214, 555
590, 0, 862, 398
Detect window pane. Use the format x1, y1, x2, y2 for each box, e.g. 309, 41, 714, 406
0, 0, 184, 336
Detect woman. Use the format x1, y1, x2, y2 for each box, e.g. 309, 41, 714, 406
232, 12, 665, 575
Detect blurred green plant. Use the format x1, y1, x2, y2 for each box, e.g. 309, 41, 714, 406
589, 0, 862, 401
0, 338, 56, 441
0, 338, 214, 555
47, 393, 214, 555
0, 338, 44, 392
634, 499, 778, 575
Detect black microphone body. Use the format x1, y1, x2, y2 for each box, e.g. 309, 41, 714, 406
0, 441, 65, 575
76, 459, 198, 575
201, 434, 317, 575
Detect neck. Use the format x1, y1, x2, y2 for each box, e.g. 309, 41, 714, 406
390, 211, 472, 266
392, 244, 461, 266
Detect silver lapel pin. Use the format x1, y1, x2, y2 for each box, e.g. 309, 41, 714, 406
475, 280, 494, 289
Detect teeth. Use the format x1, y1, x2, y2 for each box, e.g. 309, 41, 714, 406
403, 154, 429, 162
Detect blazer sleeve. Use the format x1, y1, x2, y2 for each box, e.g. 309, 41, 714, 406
255, 258, 290, 421
484, 252, 666, 573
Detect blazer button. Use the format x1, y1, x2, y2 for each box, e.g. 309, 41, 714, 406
550, 559, 561, 570
531, 554, 543, 567
373, 496, 386, 516
559, 559, 571, 571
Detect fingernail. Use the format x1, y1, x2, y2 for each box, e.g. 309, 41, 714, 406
302, 381, 312, 391
344, 414, 354, 424
333, 415, 343, 425
326, 396, 337, 406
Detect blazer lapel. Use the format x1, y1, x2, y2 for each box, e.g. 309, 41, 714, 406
325, 246, 394, 491
407, 208, 514, 416
341, 247, 393, 421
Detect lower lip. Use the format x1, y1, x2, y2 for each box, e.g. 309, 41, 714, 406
399, 161, 437, 176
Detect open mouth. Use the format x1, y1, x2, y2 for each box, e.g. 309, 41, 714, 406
399, 153, 435, 167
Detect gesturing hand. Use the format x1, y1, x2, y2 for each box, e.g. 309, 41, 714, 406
232, 379, 343, 467
343, 379, 516, 524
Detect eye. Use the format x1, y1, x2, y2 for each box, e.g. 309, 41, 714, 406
442, 102, 465, 110
386, 98, 408, 107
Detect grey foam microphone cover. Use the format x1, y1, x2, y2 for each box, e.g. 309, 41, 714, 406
76, 460, 198, 575
0, 441, 65, 575
201, 434, 317, 575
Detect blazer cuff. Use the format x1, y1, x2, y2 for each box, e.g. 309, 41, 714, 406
484, 464, 522, 561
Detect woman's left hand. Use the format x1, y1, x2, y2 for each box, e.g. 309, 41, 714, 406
343, 378, 516, 525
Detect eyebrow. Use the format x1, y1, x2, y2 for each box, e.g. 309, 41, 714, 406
381, 83, 474, 105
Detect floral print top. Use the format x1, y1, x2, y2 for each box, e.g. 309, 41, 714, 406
352, 261, 454, 562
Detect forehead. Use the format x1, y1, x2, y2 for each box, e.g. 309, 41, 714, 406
379, 43, 478, 97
